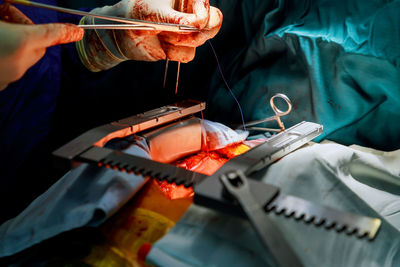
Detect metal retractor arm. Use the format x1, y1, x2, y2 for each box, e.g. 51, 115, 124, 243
194, 122, 382, 241
220, 170, 304, 267
52, 100, 381, 242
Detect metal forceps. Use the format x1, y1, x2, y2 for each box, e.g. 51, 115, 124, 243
220, 171, 304, 267
243, 93, 292, 132
5, 0, 199, 32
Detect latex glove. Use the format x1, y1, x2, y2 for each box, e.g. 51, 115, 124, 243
0, 4, 84, 90
77, 0, 222, 72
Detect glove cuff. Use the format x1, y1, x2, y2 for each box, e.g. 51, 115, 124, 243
76, 16, 129, 72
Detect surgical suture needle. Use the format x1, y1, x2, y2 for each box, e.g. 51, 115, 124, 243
174, 0, 185, 95
175, 62, 180, 94
162, 59, 180, 95
163, 59, 169, 88
163, 0, 183, 94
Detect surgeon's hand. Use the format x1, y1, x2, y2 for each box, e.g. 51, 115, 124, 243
0, 4, 84, 90
77, 0, 222, 72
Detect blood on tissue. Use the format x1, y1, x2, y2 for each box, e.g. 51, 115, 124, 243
155, 179, 194, 200
155, 144, 251, 200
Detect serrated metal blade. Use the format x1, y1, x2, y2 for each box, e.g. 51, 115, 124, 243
265, 194, 382, 240
78, 146, 207, 187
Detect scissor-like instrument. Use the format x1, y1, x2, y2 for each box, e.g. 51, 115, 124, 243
239, 93, 292, 132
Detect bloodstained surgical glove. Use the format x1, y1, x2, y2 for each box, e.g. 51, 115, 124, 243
76, 0, 223, 72
0, 4, 84, 90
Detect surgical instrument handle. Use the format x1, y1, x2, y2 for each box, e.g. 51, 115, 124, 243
243, 93, 292, 131
6, 0, 199, 32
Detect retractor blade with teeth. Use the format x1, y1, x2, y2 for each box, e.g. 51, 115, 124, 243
72, 121, 381, 242
78, 146, 207, 188
266, 194, 382, 240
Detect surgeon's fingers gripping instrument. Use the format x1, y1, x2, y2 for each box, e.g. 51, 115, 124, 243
5, 0, 199, 32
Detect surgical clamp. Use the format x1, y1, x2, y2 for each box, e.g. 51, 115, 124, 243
241, 93, 292, 132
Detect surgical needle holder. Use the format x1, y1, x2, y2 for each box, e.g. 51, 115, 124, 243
5, 0, 199, 32
6, 0, 196, 94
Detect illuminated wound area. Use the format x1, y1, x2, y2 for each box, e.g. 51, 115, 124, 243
156, 142, 252, 200
93, 128, 264, 265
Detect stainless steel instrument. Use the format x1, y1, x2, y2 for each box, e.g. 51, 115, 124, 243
52, 100, 382, 249
221, 170, 304, 267
6, 0, 199, 32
